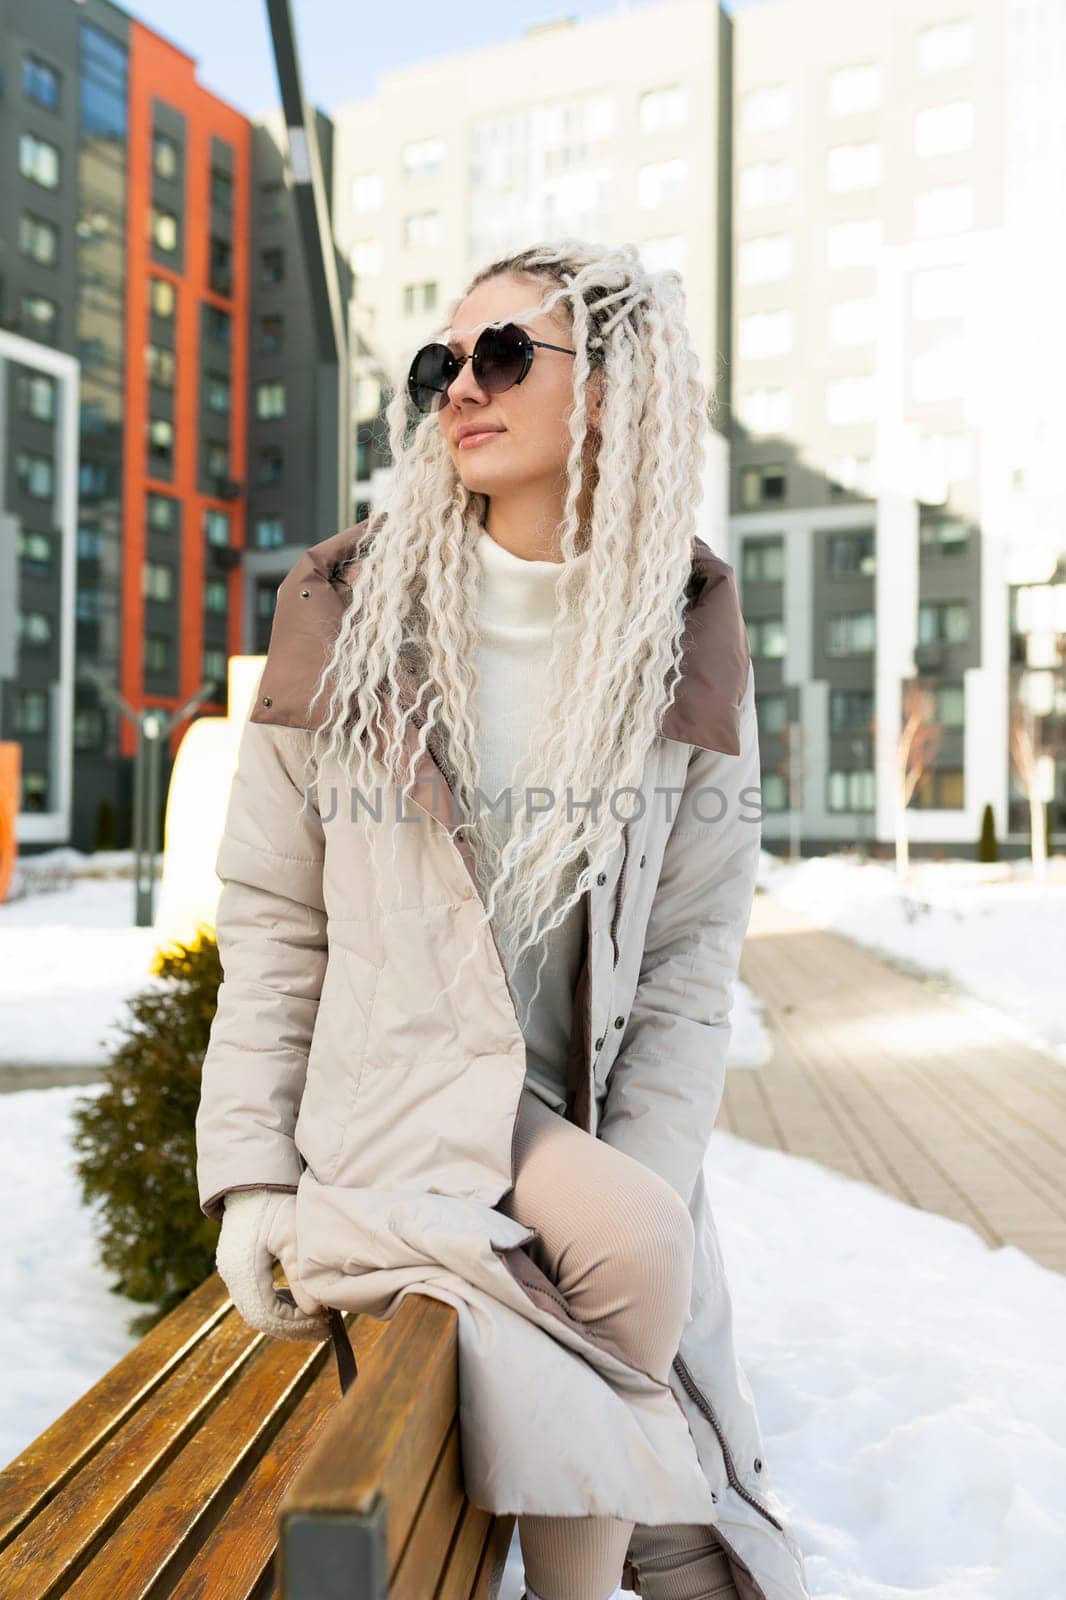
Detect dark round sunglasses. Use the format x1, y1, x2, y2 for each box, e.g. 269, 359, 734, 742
407, 321, 576, 414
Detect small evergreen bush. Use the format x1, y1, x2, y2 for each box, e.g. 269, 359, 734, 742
977, 802, 998, 863
70, 928, 222, 1336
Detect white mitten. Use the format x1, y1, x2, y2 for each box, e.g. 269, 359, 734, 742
215, 1189, 329, 1342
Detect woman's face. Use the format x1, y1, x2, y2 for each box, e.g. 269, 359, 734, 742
437, 272, 601, 506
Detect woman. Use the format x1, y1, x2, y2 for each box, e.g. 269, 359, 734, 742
196, 241, 811, 1600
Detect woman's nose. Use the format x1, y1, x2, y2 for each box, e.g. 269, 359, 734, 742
446, 358, 487, 409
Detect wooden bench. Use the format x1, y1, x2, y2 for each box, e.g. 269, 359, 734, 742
0, 1274, 516, 1599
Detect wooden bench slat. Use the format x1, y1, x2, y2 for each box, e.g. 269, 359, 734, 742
0, 1276, 231, 1553
436, 1497, 494, 1600
470, 1512, 515, 1600
389, 1420, 466, 1600
0, 1306, 261, 1597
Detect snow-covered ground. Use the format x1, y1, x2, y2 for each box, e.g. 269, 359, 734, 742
758, 849, 1066, 1065
4, 1080, 1063, 1599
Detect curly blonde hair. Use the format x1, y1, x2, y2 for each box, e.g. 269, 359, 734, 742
305, 238, 712, 1025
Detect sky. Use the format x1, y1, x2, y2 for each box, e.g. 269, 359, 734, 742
126, 0, 760, 121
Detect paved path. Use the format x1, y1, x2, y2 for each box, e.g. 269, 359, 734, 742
722, 891, 1066, 1275
0, 1065, 104, 1093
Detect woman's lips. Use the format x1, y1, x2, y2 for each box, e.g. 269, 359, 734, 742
458, 429, 504, 449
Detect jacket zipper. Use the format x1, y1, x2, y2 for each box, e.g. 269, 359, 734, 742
609, 823, 630, 969
672, 1350, 784, 1532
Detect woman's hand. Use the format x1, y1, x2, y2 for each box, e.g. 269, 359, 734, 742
215, 1189, 330, 1342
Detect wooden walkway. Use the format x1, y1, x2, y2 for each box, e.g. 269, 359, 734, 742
722, 891, 1066, 1275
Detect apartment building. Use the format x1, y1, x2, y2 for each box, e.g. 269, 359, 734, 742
329, 0, 734, 540
730, 0, 1066, 853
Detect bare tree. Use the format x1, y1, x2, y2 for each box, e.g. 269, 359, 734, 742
895, 680, 943, 879
1009, 701, 1052, 886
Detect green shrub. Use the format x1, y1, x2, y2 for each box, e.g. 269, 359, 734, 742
70, 928, 222, 1336
977, 802, 998, 863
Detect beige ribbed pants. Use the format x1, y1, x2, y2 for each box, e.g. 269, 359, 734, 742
496, 1085, 741, 1600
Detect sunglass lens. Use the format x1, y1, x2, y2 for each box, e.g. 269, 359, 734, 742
474, 324, 527, 393
408, 345, 455, 412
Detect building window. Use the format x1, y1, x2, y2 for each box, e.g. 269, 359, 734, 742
256, 380, 286, 420
258, 314, 284, 355
148, 417, 174, 472
259, 246, 284, 285
827, 218, 883, 269
257, 447, 283, 486
639, 84, 688, 132
827, 770, 876, 811
738, 234, 792, 284
638, 158, 687, 209
153, 132, 178, 179
259, 179, 285, 219
16, 371, 56, 422
74, 706, 105, 750
204, 441, 229, 482
79, 459, 113, 500
736, 388, 791, 435
918, 20, 973, 74
210, 235, 232, 296
20, 293, 59, 342
742, 537, 786, 585
203, 646, 227, 689
205, 372, 230, 414
933, 683, 966, 726
920, 517, 970, 558
828, 62, 881, 116
80, 22, 127, 140
76, 589, 102, 623
827, 529, 876, 577
826, 374, 877, 425
828, 296, 878, 347
257, 585, 278, 619
16, 450, 54, 499
748, 616, 787, 658
741, 84, 791, 133
145, 633, 171, 672
827, 142, 882, 193
918, 600, 970, 644
352, 172, 381, 211
912, 342, 965, 404
143, 560, 174, 602
205, 577, 228, 613
77, 525, 102, 560
403, 210, 442, 248
147, 492, 178, 532
206, 306, 231, 345
146, 344, 175, 388
911, 768, 965, 809
210, 164, 234, 215
152, 207, 179, 253
18, 529, 53, 578
19, 212, 59, 266
758, 692, 789, 734
829, 689, 874, 731
150, 277, 175, 319
402, 137, 444, 179
204, 508, 230, 547
253, 516, 285, 550
738, 309, 792, 359
739, 464, 787, 508
761, 773, 788, 811
23, 54, 60, 110
826, 609, 876, 655
915, 101, 974, 157
19, 132, 61, 190
918, 433, 971, 500
401, 281, 438, 315
914, 184, 974, 237
738, 161, 793, 209
13, 688, 49, 735
18, 611, 53, 647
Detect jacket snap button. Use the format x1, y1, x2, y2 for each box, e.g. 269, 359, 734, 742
614, 1015, 624, 1028
299, 588, 311, 597
753, 1458, 762, 1472
711, 1491, 718, 1503
639, 853, 646, 867
596, 871, 606, 886
594, 1036, 604, 1050
261, 695, 272, 707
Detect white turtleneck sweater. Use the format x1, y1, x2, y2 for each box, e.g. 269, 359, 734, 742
474, 529, 586, 1115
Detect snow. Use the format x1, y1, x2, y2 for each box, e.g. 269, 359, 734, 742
757, 849, 1066, 1065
